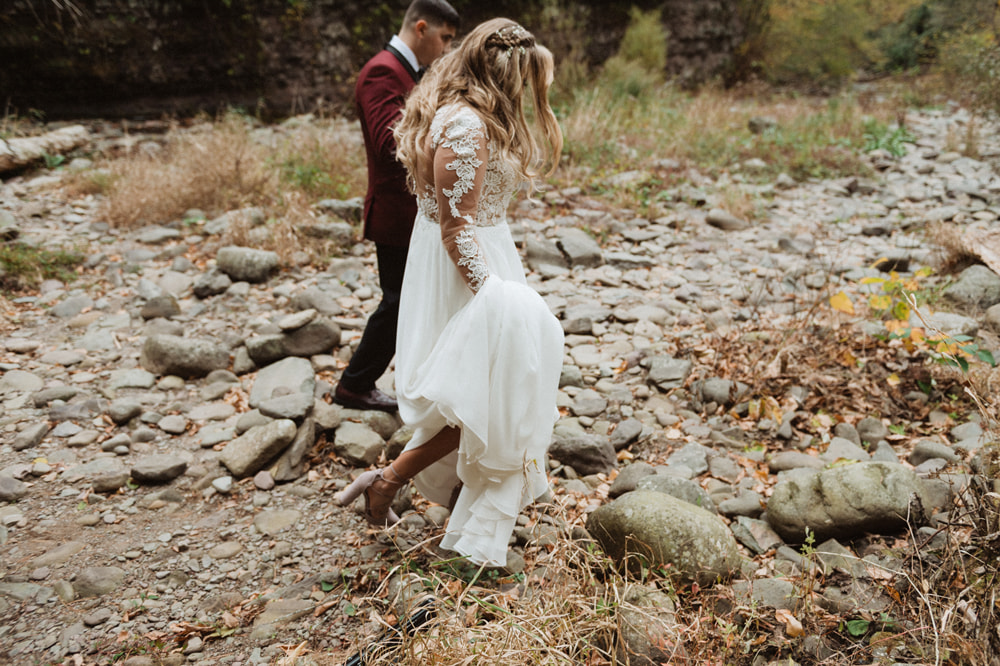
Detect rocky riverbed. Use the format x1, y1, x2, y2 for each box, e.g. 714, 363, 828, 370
1, 103, 999, 665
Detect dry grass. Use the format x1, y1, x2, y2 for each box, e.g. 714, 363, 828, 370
96, 113, 366, 233
557, 83, 895, 188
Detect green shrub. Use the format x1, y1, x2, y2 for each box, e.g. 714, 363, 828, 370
0, 243, 84, 292
937, 29, 1000, 115
763, 0, 880, 85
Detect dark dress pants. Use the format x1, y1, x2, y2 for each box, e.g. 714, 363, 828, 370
339, 243, 409, 392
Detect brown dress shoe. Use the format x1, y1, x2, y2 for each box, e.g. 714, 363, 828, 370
333, 383, 398, 413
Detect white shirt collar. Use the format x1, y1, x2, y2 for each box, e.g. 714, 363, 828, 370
389, 35, 420, 73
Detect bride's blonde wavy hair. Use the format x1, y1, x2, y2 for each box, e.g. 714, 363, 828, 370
395, 18, 562, 193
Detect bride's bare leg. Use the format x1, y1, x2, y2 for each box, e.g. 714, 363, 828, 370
369, 426, 460, 507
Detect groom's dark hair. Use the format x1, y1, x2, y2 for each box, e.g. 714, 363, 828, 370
403, 0, 460, 30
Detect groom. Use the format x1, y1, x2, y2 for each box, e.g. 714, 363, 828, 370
334, 0, 459, 413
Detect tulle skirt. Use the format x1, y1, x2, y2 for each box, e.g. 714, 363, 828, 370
395, 214, 563, 565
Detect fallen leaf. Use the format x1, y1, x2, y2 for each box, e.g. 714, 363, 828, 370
830, 291, 855, 315
775, 608, 804, 637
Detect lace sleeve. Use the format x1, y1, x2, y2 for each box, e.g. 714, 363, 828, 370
433, 109, 490, 293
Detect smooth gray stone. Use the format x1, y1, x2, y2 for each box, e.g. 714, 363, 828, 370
110, 368, 156, 389
0, 476, 28, 501
729, 515, 783, 554
0, 369, 44, 394
73, 566, 126, 598
524, 234, 568, 271
332, 421, 385, 467
944, 264, 1000, 309
548, 433, 616, 476
140, 295, 181, 320
107, 399, 143, 424
706, 208, 749, 231
31, 541, 86, 568
718, 491, 765, 518
910, 439, 961, 466
249, 357, 315, 409
856, 416, 888, 444
12, 422, 49, 451
32, 386, 82, 407
237, 409, 273, 434
271, 418, 315, 482
768, 451, 826, 473
216, 246, 279, 283
646, 355, 692, 390
192, 268, 233, 298
554, 227, 603, 267
821, 437, 871, 463
140, 335, 229, 378
131, 454, 188, 484
666, 443, 712, 476
282, 319, 341, 357
833, 422, 861, 446
254, 509, 302, 536
607, 461, 656, 499
221, 419, 297, 477
289, 286, 344, 316
50, 294, 93, 318
609, 418, 643, 451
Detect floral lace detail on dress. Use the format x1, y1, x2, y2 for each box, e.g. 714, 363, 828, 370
454, 228, 489, 292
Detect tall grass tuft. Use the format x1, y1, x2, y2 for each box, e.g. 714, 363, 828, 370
97, 112, 366, 231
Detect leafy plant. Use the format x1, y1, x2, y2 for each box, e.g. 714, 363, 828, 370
863, 119, 915, 156
0, 243, 84, 292
832, 262, 997, 374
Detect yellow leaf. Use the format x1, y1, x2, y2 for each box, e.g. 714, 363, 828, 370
840, 350, 858, 367
868, 294, 892, 310
869, 257, 889, 269
859, 276, 886, 285
910, 328, 925, 344
830, 291, 855, 315
887, 373, 901, 386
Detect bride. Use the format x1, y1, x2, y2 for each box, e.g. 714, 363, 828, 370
337, 17, 564, 566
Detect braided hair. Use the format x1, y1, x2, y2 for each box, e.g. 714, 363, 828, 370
395, 18, 562, 194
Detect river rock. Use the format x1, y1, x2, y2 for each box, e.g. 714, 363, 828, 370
140, 334, 230, 378
216, 246, 279, 283
944, 264, 1000, 309
73, 566, 126, 598
131, 454, 188, 484
548, 434, 616, 475
586, 490, 742, 585
249, 357, 315, 408
333, 421, 385, 467
554, 227, 603, 267
767, 462, 932, 542
220, 419, 297, 477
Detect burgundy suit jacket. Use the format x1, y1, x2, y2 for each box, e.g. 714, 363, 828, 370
355, 48, 419, 247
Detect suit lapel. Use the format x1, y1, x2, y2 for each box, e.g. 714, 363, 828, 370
385, 44, 420, 83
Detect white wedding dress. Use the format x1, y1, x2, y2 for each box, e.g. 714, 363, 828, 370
395, 103, 564, 566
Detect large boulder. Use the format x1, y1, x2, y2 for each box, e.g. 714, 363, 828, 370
586, 490, 741, 585
766, 462, 932, 542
